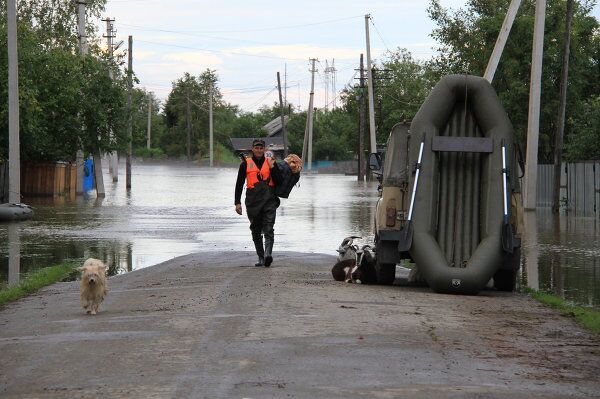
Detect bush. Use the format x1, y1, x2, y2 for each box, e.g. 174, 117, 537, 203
134, 147, 166, 160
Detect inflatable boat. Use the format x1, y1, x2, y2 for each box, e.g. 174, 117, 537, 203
372, 75, 522, 294
0, 203, 34, 221
406, 74, 521, 294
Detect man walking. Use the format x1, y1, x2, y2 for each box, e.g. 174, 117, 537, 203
235, 139, 281, 267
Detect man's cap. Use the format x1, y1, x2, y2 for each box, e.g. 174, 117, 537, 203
252, 138, 266, 147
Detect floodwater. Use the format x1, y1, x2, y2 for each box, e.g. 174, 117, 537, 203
1, 162, 599, 308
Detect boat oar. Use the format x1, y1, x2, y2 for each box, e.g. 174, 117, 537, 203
501, 139, 515, 253
398, 138, 425, 252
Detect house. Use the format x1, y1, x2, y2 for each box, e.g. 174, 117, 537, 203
229, 116, 290, 157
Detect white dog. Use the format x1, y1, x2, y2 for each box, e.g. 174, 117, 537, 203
78, 258, 108, 315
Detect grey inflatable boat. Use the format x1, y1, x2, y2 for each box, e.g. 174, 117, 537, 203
0, 203, 34, 221
406, 75, 521, 294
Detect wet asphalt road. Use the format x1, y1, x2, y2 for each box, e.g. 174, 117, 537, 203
1, 251, 599, 398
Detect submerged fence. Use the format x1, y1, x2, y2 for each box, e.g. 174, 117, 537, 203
537, 162, 600, 217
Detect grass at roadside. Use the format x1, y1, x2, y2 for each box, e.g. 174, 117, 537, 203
0, 261, 80, 307
525, 288, 600, 335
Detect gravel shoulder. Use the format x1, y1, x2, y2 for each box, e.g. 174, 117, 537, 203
1, 251, 599, 398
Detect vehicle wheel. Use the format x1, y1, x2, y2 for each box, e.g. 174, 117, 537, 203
375, 261, 396, 285
493, 269, 516, 292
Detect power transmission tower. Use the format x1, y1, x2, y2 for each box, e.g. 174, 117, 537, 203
323, 59, 338, 109
103, 17, 118, 182
126, 35, 133, 190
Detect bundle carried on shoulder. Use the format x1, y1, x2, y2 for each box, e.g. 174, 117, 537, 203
275, 154, 302, 198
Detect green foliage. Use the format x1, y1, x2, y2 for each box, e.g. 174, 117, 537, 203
0, 260, 80, 307
427, 0, 600, 161
524, 287, 600, 335
0, 0, 127, 162
134, 147, 166, 160
565, 95, 600, 160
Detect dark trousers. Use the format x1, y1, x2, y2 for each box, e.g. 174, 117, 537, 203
245, 182, 280, 250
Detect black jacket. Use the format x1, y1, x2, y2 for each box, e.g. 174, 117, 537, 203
234, 156, 282, 205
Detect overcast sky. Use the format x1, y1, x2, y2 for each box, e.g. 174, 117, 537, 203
95, 0, 600, 112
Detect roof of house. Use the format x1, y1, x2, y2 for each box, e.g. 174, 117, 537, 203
263, 115, 289, 137
230, 137, 286, 152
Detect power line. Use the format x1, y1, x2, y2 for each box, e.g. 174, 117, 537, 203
370, 17, 390, 53
134, 39, 309, 61
118, 15, 364, 34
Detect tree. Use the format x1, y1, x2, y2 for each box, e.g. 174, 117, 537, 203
427, 0, 600, 161
162, 70, 223, 158
0, 15, 126, 162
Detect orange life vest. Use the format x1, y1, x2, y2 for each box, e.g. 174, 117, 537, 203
246, 157, 275, 188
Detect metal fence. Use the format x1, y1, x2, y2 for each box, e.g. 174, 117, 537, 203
537, 162, 600, 217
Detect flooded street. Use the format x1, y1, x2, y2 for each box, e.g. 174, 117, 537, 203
1, 162, 599, 308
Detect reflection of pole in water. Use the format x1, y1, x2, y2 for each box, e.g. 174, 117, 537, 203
8, 224, 20, 286
127, 243, 133, 272
523, 210, 539, 290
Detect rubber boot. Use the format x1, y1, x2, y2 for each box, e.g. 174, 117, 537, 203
253, 237, 265, 267
264, 237, 274, 267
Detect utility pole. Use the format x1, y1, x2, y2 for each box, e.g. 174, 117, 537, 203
7, 0, 19, 203
553, 0, 574, 213
126, 35, 133, 190
358, 54, 366, 181
324, 59, 330, 110
209, 85, 214, 167
186, 93, 191, 162
365, 14, 377, 155
524, 0, 546, 210
331, 59, 337, 109
484, 0, 522, 83
147, 94, 152, 150
306, 58, 317, 171
284, 63, 287, 107
103, 17, 118, 182
75, 0, 87, 195
79, 0, 104, 197
277, 72, 288, 157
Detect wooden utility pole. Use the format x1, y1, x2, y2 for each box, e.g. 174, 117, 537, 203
358, 54, 366, 182
7, 0, 20, 203
147, 94, 152, 150
277, 72, 288, 157
209, 85, 214, 167
524, 0, 546, 210
484, 0, 522, 83
186, 93, 191, 162
126, 35, 133, 190
553, 0, 574, 213
78, 0, 104, 196
365, 14, 377, 154
306, 58, 317, 170
75, 0, 86, 195
103, 17, 118, 182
